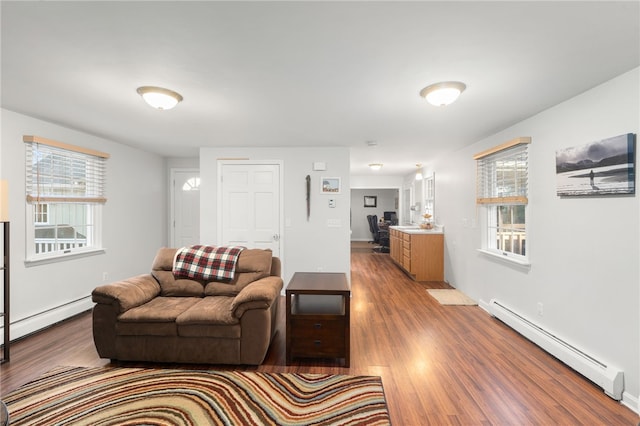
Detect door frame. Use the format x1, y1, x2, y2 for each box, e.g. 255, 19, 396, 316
169, 167, 200, 247
216, 159, 284, 260
350, 184, 404, 227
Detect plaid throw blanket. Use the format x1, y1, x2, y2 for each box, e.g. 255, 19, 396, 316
173, 245, 245, 281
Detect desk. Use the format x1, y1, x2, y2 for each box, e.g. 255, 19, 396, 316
286, 272, 350, 366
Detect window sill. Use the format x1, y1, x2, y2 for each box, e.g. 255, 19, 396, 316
24, 248, 106, 267
477, 249, 531, 268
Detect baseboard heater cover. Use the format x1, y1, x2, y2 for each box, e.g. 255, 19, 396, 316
488, 299, 624, 400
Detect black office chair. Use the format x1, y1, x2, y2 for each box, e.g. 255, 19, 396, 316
367, 214, 390, 253
367, 215, 377, 243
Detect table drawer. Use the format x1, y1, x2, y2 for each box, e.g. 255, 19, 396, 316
290, 318, 345, 338
290, 318, 346, 355
290, 336, 346, 357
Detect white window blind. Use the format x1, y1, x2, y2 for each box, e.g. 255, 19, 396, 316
23, 135, 109, 261
474, 137, 531, 261
24, 135, 109, 204
475, 137, 530, 205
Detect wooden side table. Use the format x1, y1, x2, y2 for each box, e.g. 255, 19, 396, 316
286, 272, 350, 367
1, 221, 9, 364
0, 400, 7, 426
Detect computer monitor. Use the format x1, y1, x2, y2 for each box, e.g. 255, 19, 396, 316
383, 211, 397, 224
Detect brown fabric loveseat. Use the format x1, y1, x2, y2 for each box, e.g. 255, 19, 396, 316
91, 247, 283, 365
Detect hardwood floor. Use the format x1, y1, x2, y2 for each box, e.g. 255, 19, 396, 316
1, 251, 638, 425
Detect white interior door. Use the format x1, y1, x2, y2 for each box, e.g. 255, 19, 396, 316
219, 162, 281, 257
171, 169, 200, 247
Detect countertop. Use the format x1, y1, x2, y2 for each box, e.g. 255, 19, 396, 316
389, 225, 444, 235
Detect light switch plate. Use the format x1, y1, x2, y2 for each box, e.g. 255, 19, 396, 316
312, 162, 327, 171
327, 219, 341, 227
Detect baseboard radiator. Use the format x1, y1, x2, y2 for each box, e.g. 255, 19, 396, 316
488, 299, 624, 400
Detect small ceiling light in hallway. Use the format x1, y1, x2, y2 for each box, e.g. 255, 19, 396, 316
137, 86, 183, 110
419, 81, 466, 106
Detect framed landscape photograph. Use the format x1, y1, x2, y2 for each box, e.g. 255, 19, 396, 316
321, 177, 341, 194
556, 133, 636, 196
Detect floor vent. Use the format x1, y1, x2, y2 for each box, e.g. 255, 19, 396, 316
488, 299, 623, 400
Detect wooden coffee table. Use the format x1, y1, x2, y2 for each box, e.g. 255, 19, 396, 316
285, 272, 350, 367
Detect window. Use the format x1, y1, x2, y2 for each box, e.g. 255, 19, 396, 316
34, 203, 49, 224
424, 173, 435, 220
182, 177, 200, 191
24, 135, 109, 261
474, 137, 530, 263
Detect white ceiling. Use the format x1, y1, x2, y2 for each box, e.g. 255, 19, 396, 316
2, 1, 639, 176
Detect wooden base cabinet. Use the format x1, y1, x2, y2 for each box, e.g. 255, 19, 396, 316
389, 228, 444, 281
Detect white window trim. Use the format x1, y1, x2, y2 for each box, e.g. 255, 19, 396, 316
24, 248, 106, 267
477, 248, 531, 268
24, 135, 108, 263
475, 137, 531, 265
478, 204, 530, 267
25, 203, 104, 263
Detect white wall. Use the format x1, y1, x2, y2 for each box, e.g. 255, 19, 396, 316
167, 158, 199, 169
199, 147, 351, 287
0, 109, 167, 339
350, 174, 403, 189
350, 188, 398, 241
431, 68, 639, 408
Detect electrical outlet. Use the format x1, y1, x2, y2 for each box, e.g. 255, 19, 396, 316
537, 302, 543, 316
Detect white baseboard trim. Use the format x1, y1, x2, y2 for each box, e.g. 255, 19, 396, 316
7, 296, 93, 341
479, 298, 638, 413
621, 392, 640, 414
478, 298, 491, 314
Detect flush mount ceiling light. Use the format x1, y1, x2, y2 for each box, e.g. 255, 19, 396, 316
136, 86, 183, 110
369, 163, 383, 171
419, 81, 466, 107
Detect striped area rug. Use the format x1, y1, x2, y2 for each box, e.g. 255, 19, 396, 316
4, 366, 390, 425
